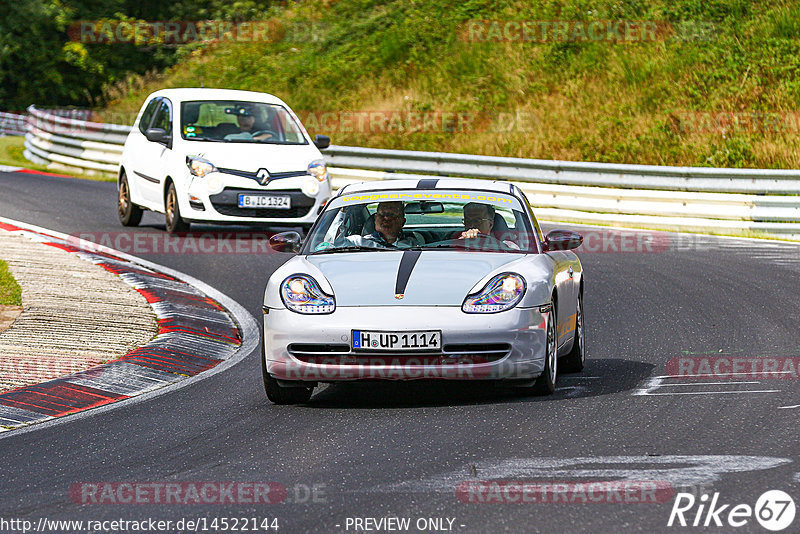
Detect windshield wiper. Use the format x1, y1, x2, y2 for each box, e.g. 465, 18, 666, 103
405, 243, 461, 250
186, 136, 225, 142
309, 245, 392, 255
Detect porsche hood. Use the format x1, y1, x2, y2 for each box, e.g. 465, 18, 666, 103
306, 251, 523, 306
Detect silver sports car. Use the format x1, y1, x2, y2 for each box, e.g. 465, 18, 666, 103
261, 178, 584, 404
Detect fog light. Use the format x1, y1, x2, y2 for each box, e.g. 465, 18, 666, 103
301, 178, 320, 197
206, 175, 223, 194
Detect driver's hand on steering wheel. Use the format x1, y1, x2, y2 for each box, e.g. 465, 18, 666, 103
459, 228, 483, 239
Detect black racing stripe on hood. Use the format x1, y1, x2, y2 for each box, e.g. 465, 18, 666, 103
416, 178, 439, 189
395, 250, 422, 296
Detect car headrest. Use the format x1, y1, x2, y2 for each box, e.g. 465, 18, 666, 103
361, 213, 376, 235
183, 103, 201, 124
493, 212, 510, 232
214, 123, 239, 136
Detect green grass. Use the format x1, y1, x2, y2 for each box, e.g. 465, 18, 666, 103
0, 136, 115, 182
0, 136, 47, 172
98, 0, 800, 169
0, 259, 22, 306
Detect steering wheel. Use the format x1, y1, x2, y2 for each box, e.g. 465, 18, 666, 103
251, 129, 277, 140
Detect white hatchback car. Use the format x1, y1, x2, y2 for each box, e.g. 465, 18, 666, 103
118, 88, 332, 233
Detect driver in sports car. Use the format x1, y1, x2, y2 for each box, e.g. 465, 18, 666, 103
346, 201, 421, 248
458, 202, 520, 249
224, 106, 273, 141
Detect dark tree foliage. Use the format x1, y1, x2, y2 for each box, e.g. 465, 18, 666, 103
0, 0, 278, 109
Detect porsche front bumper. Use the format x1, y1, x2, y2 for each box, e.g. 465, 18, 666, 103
263, 306, 548, 382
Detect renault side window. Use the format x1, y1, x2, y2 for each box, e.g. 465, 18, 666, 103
149, 99, 173, 147
137, 98, 160, 134
151, 99, 172, 137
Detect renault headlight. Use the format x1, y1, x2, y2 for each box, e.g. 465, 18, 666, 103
280, 275, 335, 314
307, 159, 329, 182
462, 273, 526, 313
186, 156, 217, 177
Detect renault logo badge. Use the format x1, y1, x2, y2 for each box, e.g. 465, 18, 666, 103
256, 168, 270, 185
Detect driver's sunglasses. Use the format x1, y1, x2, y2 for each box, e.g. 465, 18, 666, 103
376, 211, 403, 219
463, 217, 491, 225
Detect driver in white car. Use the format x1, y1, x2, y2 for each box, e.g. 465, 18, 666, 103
224, 106, 274, 141
459, 202, 520, 249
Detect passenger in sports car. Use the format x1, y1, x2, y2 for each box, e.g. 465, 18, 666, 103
345, 201, 420, 248
458, 202, 520, 249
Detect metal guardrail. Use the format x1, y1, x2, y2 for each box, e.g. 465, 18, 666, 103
23, 106, 130, 175
18, 106, 800, 240
0, 112, 27, 136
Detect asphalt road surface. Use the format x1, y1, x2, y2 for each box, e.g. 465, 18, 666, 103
0, 171, 798, 534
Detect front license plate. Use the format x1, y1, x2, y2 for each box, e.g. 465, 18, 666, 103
237, 194, 291, 209
352, 330, 441, 351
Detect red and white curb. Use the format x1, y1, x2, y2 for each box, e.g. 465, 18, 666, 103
0, 165, 75, 178
0, 217, 258, 434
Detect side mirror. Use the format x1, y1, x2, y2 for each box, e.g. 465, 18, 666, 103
269, 231, 302, 253
313, 134, 330, 150
145, 128, 168, 143
544, 230, 583, 251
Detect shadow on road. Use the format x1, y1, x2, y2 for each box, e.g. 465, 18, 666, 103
298, 358, 655, 409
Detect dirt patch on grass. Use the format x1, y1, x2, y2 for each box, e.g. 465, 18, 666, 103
0, 306, 22, 334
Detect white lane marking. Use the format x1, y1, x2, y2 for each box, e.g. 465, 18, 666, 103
373, 456, 792, 493
0, 216, 260, 441
643, 390, 780, 396
656, 381, 762, 387
669, 371, 795, 378
559, 376, 601, 379
778, 404, 800, 409
634, 375, 783, 396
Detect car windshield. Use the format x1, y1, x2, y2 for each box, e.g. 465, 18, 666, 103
303, 189, 540, 254
180, 100, 308, 144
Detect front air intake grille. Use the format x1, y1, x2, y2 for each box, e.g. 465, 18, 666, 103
442, 343, 511, 357
288, 343, 350, 355
212, 205, 313, 218
288, 342, 510, 366
209, 188, 314, 219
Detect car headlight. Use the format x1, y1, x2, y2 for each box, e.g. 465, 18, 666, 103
307, 159, 329, 182
280, 275, 335, 314
186, 156, 217, 177
462, 273, 526, 313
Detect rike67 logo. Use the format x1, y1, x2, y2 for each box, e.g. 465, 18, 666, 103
668, 490, 796, 531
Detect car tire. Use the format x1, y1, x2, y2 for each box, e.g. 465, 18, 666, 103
261, 344, 314, 404
533, 301, 558, 395
118, 172, 143, 227
561, 290, 585, 373
165, 182, 190, 234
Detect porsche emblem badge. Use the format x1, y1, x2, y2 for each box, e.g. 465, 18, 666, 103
395, 294, 404, 300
